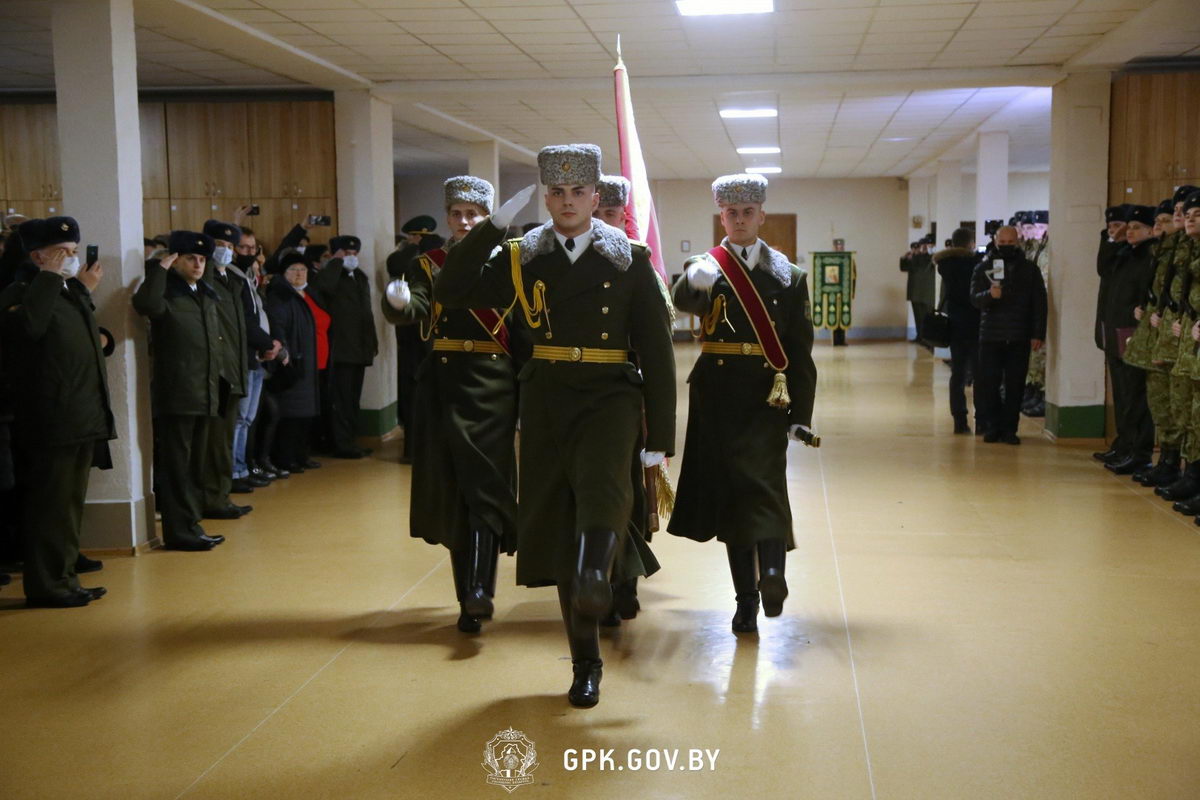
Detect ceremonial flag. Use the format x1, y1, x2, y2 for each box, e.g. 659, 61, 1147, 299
613, 39, 667, 283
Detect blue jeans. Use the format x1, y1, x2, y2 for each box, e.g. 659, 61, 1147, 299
232, 367, 264, 479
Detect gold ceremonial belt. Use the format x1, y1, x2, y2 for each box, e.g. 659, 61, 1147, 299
531, 345, 629, 364
432, 338, 505, 355
701, 341, 764, 356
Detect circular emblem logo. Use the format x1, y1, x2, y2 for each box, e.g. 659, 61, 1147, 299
60, 223, 69, 231
741, 342, 753, 355
562, 162, 572, 173
569, 347, 582, 362
463, 340, 475, 352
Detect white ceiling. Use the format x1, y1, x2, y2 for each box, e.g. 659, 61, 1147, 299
0, 0, 1197, 179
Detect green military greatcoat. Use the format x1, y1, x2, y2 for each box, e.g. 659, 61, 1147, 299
435, 218, 676, 587
381, 239, 518, 555
668, 239, 817, 549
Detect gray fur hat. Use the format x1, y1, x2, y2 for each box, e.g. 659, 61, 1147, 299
597, 175, 631, 208
712, 173, 768, 206
538, 144, 602, 186
444, 175, 494, 213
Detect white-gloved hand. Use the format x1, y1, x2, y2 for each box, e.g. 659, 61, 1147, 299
640, 450, 666, 468
491, 184, 537, 230
788, 424, 812, 442
385, 279, 411, 310
686, 259, 720, 291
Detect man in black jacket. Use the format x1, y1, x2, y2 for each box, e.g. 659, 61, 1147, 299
901, 239, 935, 344
971, 225, 1048, 444
0, 217, 114, 606
934, 227, 981, 434
309, 234, 377, 458
387, 216, 440, 464
1100, 205, 1158, 474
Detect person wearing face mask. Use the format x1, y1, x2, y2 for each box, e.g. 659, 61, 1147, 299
970, 225, 1048, 444
133, 231, 227, 552
264, 252, 322, 473
436, 145, 675, 708
308, 233, 377, 459
0, 217, 115, 607
199, 220, 253, 521
382, 176, 518, 635
670, 173, 818, 636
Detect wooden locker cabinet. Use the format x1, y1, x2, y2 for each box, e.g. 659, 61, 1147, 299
0, 104, 62, 202
166, 102, 251, 200
143, 199, 172, 241
140, 103, 170, 199
247, 101, 336, 199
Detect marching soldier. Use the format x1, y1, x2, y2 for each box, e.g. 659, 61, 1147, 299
132, 232, 227, 552
382, 177, 518, 634
668, 174, 818, 634
0, 217, 114, 607
436, 144, 676, 708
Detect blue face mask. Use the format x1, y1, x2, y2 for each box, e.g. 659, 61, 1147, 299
60, 255, 81, 279
342, 255, 359, 270
212, 246, 233, 266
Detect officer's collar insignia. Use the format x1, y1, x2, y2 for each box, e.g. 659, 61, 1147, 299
518, 218, 632, 271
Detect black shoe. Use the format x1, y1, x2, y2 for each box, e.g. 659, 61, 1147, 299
613, 578, 640, 620
230, 479, 255, 495
203, 503, 249, 520
74, 586, 106, 601
999, 433, 1021, 445
261, 459, 289, 478
1173, 495, 1200, 515
301, 459, 321, 470
331, 448, 365, 459
0, 573, 10, 587
732, 593, 759, 633
1158, 473, 1200, 500
163, 535, 218, 551
983, 430, 1001, 443
1094, 448, 1120, 462
1138, 451, 1181, 487
26, 592, 90, 608
599, 608, 622, 628
953, 419, 971, 435
1106, 456, 1151, 475
567, 659, 603, 708
456, 608, 481, 633
281, 461, 306, 474
250, 465, 276, 481
75, 553, 103, 574
246, 474, 271, 488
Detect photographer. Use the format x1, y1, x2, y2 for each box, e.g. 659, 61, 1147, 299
901, 238, 935, 344
971, 226, 1048, 445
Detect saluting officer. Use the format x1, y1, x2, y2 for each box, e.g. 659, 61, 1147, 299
382, 176, 518, 634
436, 144, 676, 708
0, 217, 114, 607
668, 174, 818, 634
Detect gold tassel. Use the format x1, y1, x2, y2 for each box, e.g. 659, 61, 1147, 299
766, 371, 791, 409
655, 464, 675, 518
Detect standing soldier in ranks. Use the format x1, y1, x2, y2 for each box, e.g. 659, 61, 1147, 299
133, 232, 227, 552
436, 145, 676, 708
388, 216, 441, 464
1095, 204, 1130, 461
200, 220, 252, 521
1172, 192, 1200, 515
668, 174, 818, 635
1097, 205, 1158, 475
0, 217, 114, 607
381, 177, 518, 634
1151, 188, 1200, 501
1127, 198, 1184, 485
593, 174, 657, 627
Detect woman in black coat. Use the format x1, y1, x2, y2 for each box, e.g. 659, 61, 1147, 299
265, 256, 319, 471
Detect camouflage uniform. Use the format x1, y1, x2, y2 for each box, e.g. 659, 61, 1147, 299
1165, 236, 1196, 455
1024, 236, 1050, 387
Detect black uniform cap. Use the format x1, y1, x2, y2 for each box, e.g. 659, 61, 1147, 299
168, 230, 215, 259
1124, 205, 1156, 226
18, 216, 80, 252
329, 235, 361, 252
202, 219, 241, 244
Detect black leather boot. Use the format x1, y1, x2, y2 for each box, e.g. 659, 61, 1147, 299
727, 544, 758, 634
757, 539, 789, 618
1106, 454, 1152, 475
462, 530, 499, 620
1134, 448, 1175, 485
571, 529, 618, 619
953, 415, 971, 435
1157, 461, 1200, 500
1093, 447, 1120, 462
613, 577, 640, 620
450, 546, 480, 633
1144, 448, 1182, 488
558, 584, 602, 707
1173, 493, 1200, 515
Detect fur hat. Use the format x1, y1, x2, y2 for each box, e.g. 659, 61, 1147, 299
537, 144, 602, 186
202, 219, 241, 245
444, 175, 495, 213
329, 235, 361, 253
1156, 199, 1175, 217
1105, 205, 1129, 223
1174, 185, 1199, 205
597, 175, 631, 208
278, 250, 309, 272
401, 215, 437, 235
168, 230, 215, 259
1124, 205, 1156, 226
1033, 210, 1048, 224
18, 216, 80, 252
1183, 191, 1200, 214
712, 173, 768, 207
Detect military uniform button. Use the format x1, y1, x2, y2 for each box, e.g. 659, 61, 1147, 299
442, 316, 448, 322
601, 306, 609, 314
603, 281, 611, 289
601, 332, 609, 340
463, 340, 475, 352
763, 361, 769, 368
741, 342, 752, 355
545, 331, 553, 340
491, 354, 498, 361
717, 359, 724, 366
570, 347, 583, 361
441, 356, 448, 364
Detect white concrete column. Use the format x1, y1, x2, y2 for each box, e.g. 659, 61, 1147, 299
975, 131, 1010, 232
935, 158, 962, 246
906, 175, 932, 339
467, 140, 500, 193
335, 89, 397, 435
1045, 72, 1110, 438
52, 0, 151, 551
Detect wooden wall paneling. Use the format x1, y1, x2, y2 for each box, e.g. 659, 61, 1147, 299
1109, 180, 1128, 207
139, 103, 170, 199
244, 197, 301, 254
1126, 74, 1156, 181
294, 101, 336, 199
143, 199, 172, 240
1176, 73, 1200, 183
0, 104, 60, 201
1109, 75, 1130, 183
5, 200, 60, 219
1152, 73, 1179, 181
247, 103, 291, 199
304, 197, 337, 247
247, 101, 336, 200
170, 197, 225, 232
165, 102, 251, 199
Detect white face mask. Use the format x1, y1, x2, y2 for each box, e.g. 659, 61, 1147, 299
342, 255, 359, 270
295, 282, 308, 291
212, 246, 233, 266
295, 246, 306, 255
60, 255, 81, 279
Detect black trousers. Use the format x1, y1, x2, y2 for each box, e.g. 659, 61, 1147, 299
329, 362, 366, 452
977, 340, 1032, 436
155, 415, 211, 544
911, 302, 932, 340
273, 417, 313, 466
202, 382, 239, 512
18, 441, 93, 599
949, 335, 979, 423
396, 327, 423, 458
1108, 356, 1154, 460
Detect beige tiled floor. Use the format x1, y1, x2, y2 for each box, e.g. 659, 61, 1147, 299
3, 341, 1200, 799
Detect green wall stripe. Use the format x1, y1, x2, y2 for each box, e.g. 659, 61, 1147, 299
1045, 403, 1105, 438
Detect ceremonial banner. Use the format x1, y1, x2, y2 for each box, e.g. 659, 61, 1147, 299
810, 251, 856, 330
613, 41, 667, 283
